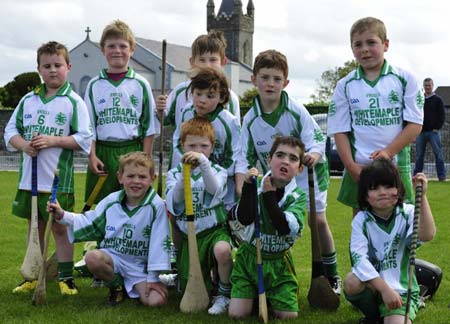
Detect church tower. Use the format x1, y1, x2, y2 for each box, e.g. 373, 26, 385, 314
207, 0, 255, 67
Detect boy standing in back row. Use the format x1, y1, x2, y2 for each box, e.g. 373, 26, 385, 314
85, 20, 158, 204
5, 41, 92, 295
327, 17, 423, 216
236, 50, 341, 294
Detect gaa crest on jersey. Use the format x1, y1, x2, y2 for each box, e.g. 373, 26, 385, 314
388, 90, 400, 104
313, 129, 325, 143
162, 235, 172, 252
328, 101, 336, 116
55, 112, 67, 125
130, 94, 139, 108
142, 225, 151, 238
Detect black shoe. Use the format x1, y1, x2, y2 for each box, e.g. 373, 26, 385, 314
108, 285, 127, 306
358, 317, 382, 324
328, 275, 342, 296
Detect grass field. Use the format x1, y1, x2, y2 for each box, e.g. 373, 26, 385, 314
0, 172, 448, 323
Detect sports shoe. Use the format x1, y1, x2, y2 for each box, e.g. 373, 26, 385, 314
108, 285, 127, 306
12, 280, 37, 293
208, 295, 230, 315
159, 273, 177, 287
328, 275, 342, 296
59, 278, 79, 295
358, 317, 382, 324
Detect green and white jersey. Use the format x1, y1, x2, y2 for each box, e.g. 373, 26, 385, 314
165, 162, 228, 234
236, 91, 329, 193
171, 105, 241, 173
62, 188, 171, 282
5, 82, 92, 193
85, 68, 157, 141
350, 204, 419, 295
242, 172, 306, 254
327, 61, 424, 166
162, 80, 241, 128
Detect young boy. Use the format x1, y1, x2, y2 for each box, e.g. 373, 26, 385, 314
171, 67, 241, 210
5, 41, 92, 295
165, 117, 233, 315
344, 159, 435, 324
236, 50, 341, 293
327, 17, 424, 215
156, 30, 240, 170
229, 136, 307, 320
84, 19, 158, 204
49, 152, 171, 306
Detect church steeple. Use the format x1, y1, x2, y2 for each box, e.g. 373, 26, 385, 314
207, 0, 254, 66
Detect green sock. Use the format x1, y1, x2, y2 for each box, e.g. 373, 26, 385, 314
58, 261, 74, 281
217, 281, 231, 298
322, 251, 338, 277
104, 273, 124, 289
345, 287, 380, 319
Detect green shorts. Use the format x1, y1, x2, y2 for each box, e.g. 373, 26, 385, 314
230, 243, 299, 312
85, 140, 142, 204
12, 189, 74, 221
177, 225, 231, 292
379, 292, 419, 321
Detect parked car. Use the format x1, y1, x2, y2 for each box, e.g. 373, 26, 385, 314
311, 113, 344, 176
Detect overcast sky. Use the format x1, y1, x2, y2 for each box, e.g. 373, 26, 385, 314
1, 0, 449, 103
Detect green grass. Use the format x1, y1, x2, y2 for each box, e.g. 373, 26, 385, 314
0, 172, 448, 323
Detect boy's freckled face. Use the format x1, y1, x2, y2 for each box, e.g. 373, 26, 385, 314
182, 135, 213, 158
118, 164, 154, 206
190, 52, 224, 69
351, 30, 388, 73
38, 53, 71, 91
251, 68, 289, 106
268, 144, 302, 183
102, 37, 134, 72
192, 88, 222, 117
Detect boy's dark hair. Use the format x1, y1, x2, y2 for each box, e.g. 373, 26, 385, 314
100, 20, 136, 50
180, 117, 215, 146
269, 136, 305, 162
191, 30, 227, 60
350, 17, 387, 43
358, 158, 405, 210
37, 41, 70, 65
187, 67, 230, 105
253, 50, 289, 79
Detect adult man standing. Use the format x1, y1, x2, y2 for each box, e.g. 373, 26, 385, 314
414, 78, 447, 181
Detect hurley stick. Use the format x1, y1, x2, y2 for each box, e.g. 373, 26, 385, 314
21, 143, 42, 280
404, 181, 423, 324
252, 176, 268, 323
157, 39, 167, 197
33, 170, 59, 305
306, 167, 340, 310
179, 163, 210, 313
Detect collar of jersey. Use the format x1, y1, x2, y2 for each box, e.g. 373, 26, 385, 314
99, 67, 135, 86
355, 60, 393, 87
253, 91, 288, 127
365, 204, 404, 234
259, 170, 297, 206
34, 81, 71, 103
192, 104, 224, 121
118, 186, 157, 216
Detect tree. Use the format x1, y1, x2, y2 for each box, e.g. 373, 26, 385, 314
239, 87, 258, 119
0, 72, 41, 108
310, 60, 358, 105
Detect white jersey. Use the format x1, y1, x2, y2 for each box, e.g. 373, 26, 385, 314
350, 204, 419, 295
327, 61, 424, 166
5, 82, 92, 193
162, 80, 241, 128
165, 162, 228, 234
85, 68, 157, 141
236, 91, 329, 195
62, 188, 171, 282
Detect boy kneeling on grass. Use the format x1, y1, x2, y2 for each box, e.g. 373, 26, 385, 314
48, 151, 171, 306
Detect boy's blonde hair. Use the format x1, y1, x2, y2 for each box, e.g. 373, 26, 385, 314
37, 41, 70, 65
118, 151, 154, 175
253, 50, 289, 79
191, 30, 227, 60
350, 17, 387, 43
187, 67, 230, 105
180, 117, 215, 147
100, 20, 136, 50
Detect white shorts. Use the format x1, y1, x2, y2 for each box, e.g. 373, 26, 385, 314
102, 249, 146, 298
296, 169, 327, 213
